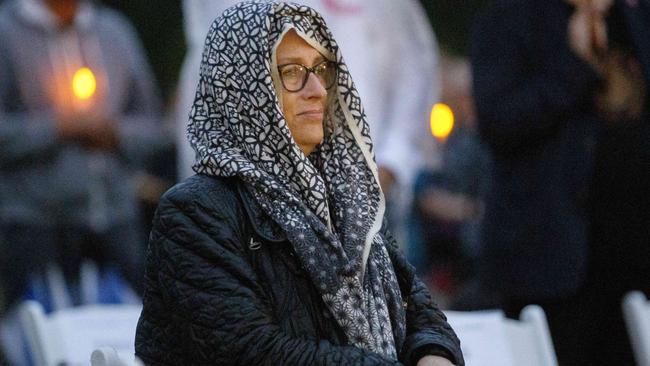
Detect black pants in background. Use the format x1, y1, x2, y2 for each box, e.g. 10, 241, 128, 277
0, 223, 144, 312
504, 123, 650, 366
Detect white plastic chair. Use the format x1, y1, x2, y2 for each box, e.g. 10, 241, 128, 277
91, 346, 143, 366
20, 300, 142, 366
623, 291, 650, 366
444, 305, 558, 366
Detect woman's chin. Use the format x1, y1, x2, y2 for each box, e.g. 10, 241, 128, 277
297, 135, 324, 155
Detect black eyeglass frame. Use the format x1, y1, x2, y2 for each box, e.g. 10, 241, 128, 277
277, 60, 338, 92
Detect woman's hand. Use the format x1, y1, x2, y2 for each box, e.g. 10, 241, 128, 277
416, 355, 455, 366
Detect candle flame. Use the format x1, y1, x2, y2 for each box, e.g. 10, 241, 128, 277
430, 103, 454, 140
72, 67, 96, 100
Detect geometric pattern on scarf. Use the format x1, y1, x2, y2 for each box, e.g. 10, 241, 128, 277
187, 1, 405, 358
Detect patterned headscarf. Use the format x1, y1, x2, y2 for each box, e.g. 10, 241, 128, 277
188, 1, 405, 358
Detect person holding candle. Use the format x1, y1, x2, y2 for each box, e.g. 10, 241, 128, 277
409, 56, 492, 299
0, 0, 165, 361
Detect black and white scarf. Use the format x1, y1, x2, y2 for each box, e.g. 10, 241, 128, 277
188, 1, 405, 358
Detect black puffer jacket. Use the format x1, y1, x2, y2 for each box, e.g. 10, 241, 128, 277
135, 175, 463, 365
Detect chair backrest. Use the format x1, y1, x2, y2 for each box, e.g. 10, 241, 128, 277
20, 300, 142, 366
623, 291, 650, 366
91, 347, 143, 366
444, 305, 558, 366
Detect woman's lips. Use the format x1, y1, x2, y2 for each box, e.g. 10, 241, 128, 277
298, 110, 324, 120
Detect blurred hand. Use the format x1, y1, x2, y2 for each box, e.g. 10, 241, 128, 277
565, 0, 614, 13
56, 112, 119, 151
595, 50, 646, 122
416, 355, 455, 366
420, 188, 479, 222
378, 166, 396, 194
134, 173, 172, 205
566, 0, 613, 72
83, 115, 119, 151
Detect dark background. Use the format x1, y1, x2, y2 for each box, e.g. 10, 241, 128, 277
101, 0, 490, 105
102, 0, 186, 104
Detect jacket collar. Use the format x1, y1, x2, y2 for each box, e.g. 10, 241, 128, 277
236, 181, 287, 243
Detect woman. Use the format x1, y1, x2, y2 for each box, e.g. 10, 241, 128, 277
135, 1, 462, 365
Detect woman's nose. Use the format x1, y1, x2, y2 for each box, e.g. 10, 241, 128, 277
302, 73, 328, 98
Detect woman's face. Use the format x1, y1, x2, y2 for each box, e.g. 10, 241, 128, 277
276, 30, 328, 156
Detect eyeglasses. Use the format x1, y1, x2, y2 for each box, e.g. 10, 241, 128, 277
277, 60, 337, 92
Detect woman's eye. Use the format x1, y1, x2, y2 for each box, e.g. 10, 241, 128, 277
316, 62, 334, 75
282, 67, 301, 78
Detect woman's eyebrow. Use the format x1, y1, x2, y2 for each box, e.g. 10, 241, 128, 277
278, 54, 327, 66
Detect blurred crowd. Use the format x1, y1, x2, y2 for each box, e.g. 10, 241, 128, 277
0, 0, 648, 365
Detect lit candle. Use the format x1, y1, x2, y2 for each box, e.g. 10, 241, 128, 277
430, 103, 454, 141
72, 67, 97, 100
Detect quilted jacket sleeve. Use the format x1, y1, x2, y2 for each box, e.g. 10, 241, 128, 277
383, 226, 464, 366
135, 181, 405, 366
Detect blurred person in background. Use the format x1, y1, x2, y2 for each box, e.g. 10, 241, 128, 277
175, 0, 443, 252
471, 0, 650, 364
0, 0, 164, 362
409, 55, 492, 303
